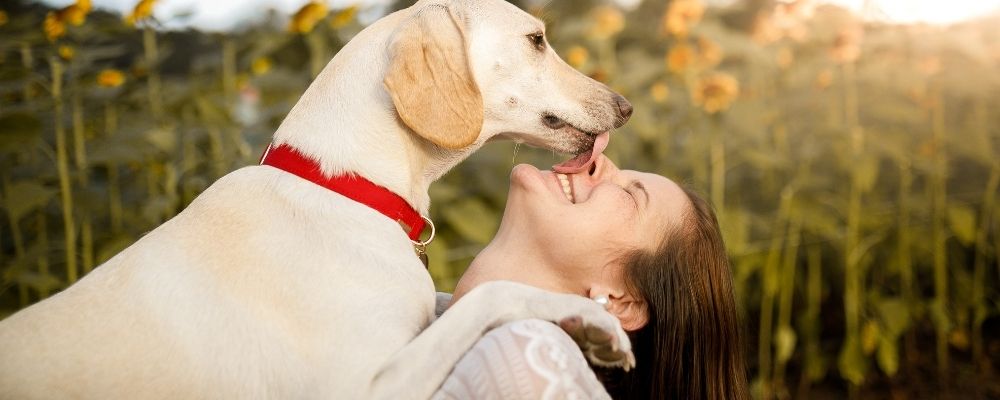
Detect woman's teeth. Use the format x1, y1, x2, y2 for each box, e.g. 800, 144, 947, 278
556, 174, 575, 203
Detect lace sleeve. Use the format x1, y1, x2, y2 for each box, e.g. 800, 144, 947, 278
432, 319, 611, 400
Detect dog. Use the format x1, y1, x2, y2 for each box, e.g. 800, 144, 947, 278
0, 1, 634, 398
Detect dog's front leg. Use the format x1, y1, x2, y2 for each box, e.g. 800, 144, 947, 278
365, 280, 634, 400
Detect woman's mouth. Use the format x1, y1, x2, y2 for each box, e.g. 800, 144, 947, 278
556, 173, 575, 203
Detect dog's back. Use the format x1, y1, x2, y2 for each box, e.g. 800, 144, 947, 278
0, 167, 435, 399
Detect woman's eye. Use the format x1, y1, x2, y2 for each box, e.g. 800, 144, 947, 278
528, 33, 546, 51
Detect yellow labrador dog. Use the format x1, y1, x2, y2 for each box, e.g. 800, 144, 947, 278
0, 0, 634, 398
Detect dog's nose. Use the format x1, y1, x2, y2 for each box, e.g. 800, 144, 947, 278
614, 95, 633, 123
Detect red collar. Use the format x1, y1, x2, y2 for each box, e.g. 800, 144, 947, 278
259, 144, 427, 241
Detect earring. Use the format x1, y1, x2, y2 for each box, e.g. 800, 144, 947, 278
592, 295, 610, 310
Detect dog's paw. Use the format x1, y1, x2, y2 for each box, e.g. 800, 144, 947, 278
558, 315, 635, 371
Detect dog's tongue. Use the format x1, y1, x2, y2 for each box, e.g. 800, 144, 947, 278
553, 132, 610, 174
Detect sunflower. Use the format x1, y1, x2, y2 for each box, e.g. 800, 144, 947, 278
44, 12, 67, 42
662, 0, 704, 38
329, 5, 357, 29
125, 0, 157, 27
252, 57, 273, 76
692, 72, 740, 114
566, 46, 589, 69
829, 27, 862, 64
588, 5, 624, 40
650, 81, 670, 103
290, 2, 328, 34
59, 45, 75, 61
696, 37, 722, 68
666, 43, 696, 74
97, 69, 126, 88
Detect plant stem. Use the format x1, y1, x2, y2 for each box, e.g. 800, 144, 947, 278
104, 103, 123, 234
36, 213, 51, 299
51, 57, 77, 285
710, 119, 725, 208
758, 186, 794, 400
2, 175, 29, 306
71, 79, 94, 274
898, 156, 916, 366
20, 43, 34, 101
971, 162, 998, 365
799, 245, 824, 398
774, 212, 803, 392
144, 26, 163, 122
930, 85, 949, 380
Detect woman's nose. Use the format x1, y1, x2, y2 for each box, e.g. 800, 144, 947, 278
582, 154, 618, 181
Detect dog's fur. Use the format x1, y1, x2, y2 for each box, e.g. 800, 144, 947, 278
0, 1, 633, 398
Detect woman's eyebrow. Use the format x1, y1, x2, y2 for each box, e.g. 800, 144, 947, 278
629, 181, 650, 207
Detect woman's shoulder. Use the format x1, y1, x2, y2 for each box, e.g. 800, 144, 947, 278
434, 319, 611, 400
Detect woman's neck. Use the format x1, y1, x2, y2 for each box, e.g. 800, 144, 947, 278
450, 234, 581, 305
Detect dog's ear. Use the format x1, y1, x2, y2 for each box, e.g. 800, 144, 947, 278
383, 5, 483, 150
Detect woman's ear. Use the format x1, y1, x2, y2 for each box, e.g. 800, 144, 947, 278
383, 4, 483, 150
590, 287, 649, 332
609, 295, 648, 331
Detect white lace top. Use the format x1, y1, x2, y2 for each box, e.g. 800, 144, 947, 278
432, 319, 611, 400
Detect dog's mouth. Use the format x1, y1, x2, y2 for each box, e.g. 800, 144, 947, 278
552, 131, 609, 174
540, 113, 611, 174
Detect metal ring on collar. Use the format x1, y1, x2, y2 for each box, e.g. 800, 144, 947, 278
412, 215, 436, 247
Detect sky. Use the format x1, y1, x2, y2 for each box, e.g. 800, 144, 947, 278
35, 0, 1000, 31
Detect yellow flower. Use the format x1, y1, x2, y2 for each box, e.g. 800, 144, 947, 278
776, 47, 794, 69
59, 2, 90, 26
0, 10, 9, 27
815, 69, 833, 89
650, 81, 670, 103
588, 5, 624, 40
251, 57, 273, 76
566, 45, 589, 69
918, 56, 941, 76
662, 0, 703, 38
329, 5, 357, 29
125, 0, 156, 27
666, 43, 695, 74
289, 2, 328, 34
829, 27, 862, 64
97, 69, 126, 88
692, 72, 740, 114
44, 12, 67, 42
696, 37, 722, 68
59, 45, 75, 61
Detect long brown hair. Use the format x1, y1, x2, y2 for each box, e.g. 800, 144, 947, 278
599, 187, 750, 400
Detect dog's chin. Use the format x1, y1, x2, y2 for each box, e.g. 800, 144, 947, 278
498, 125, 604, 156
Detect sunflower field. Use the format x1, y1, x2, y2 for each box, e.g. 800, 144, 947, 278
0, 0, 998, 398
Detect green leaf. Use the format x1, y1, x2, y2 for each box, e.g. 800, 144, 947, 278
441, 198, 499, 245
2, 181, 56, 222
0, 113, 43, 153
876, 297, 911, 338
861, 320, 880, 355
838, 335, 868, 386
928, 300, 952, 333
853, 155, 880, 193
774, 325, 797, 364
947, 204, 977, 246
876, 336, 900, 376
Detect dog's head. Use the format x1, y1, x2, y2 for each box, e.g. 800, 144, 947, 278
384, 0, 632, 173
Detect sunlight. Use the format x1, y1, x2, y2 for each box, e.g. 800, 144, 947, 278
821, 0, 1000, 25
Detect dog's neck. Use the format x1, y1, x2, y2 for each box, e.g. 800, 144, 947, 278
270, 10, 482, 216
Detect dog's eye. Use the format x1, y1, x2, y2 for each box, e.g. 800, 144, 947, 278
527, 32, 546, 51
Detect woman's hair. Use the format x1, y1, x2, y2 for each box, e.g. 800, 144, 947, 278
598, 187, 750, 400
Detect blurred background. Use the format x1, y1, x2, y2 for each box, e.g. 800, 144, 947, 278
0, 0, 998, 398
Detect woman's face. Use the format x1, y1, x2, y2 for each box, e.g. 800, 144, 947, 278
501, 155, 690, 284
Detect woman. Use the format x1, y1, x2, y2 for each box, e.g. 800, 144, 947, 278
435, 155, 750, 399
